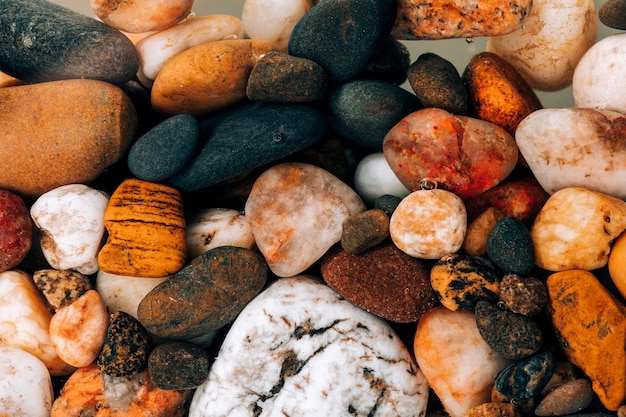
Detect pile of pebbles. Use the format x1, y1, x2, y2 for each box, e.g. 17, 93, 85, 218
0, 0, 625, 416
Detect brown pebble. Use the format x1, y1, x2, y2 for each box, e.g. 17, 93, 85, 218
341, 208, 390, 255
148, 341, 210, 390
33, 269, 92, 311
541, 361, 578, 395
535, 379, 594, 416
498, 273, 547, 317
465, 402, 521, 417
619, 404, 626, 417
491, 387, 536, 414
599, 0, 626, 30
463, 207, 506, 257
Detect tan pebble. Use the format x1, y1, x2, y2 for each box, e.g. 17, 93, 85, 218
49, 290, 109, 368
534, 379, 594, 416
463, 207, 506, 257
90, 0, 194, 33
608, 231, 626, 299
98, 179, 187, 278
619, 404, 626, 417
540, 361, 577, 395
465, 402, 521, 417
33, 269, 92, 312
151, 39, 275, 116
0, 69, 22, 87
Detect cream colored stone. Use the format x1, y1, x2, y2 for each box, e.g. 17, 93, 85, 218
96, 270, 168, 319
90, 0, 194, 33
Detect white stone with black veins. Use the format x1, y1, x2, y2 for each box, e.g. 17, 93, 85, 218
189, 276, 429, 417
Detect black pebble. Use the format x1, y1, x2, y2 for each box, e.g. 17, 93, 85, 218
487, 216, 536, 275
493, 350, 556, 400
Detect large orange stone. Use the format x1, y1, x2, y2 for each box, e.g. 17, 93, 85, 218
546, 269, 626, 411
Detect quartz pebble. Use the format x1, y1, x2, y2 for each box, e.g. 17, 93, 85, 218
97, 311, 150, 378
486, 216, 536, 275
498, 274, 547, 317
189, 275, 429, 417
534, 378, 594, 416
33, 269, 93, 311
90, 0, 194, 33
186, 208, 256, 259
96, 271, 168, 319
353, 152, 411, 206
462, 207, 505, 257
599, 0, 626, 29
148, 341, 210, 390
493, 350, 556, 401
340, 209, 390, 255
0, 190, 31, 272
30, 184, 109, 275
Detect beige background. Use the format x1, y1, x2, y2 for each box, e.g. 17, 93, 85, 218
50, 0, 620, 108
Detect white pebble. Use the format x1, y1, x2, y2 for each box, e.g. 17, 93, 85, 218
353, 152, 411, 206
96, 270, 168, 319
186, 208, 256, 259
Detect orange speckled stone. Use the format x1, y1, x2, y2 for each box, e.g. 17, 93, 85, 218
546, 270, 626, 411
98, 179, 186, 278
151, 39, 275, 116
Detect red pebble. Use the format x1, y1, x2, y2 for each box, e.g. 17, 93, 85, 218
0, 190, 32, 272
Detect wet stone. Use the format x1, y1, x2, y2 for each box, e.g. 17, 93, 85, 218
340, 209, 390, 255
475, 300, 542, 360
374, 194, 403, 218
498, 273, 547, 317
493, 350, 556, 401
0, 190, 31, 272
361, 37, 411, 85
534, 378, 594, 416
33, 269, 92, 312
148, 341, 210, 391
486, 216, 536, 276
599, 0, 626, 30
97, 311, 150, 378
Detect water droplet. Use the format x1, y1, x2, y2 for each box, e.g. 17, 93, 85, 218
273, 132, 283, 142
465, 37, 474, 43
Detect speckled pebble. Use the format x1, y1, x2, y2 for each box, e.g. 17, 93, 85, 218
465, 402, 521, 417
599, 0, 626, 30
374, 194, 403, 218
486, 216, 536, 275
97, 311, 150, 378
341, 209, 390, 254
493, 350, 556, 400
534, 378, 594, 416
498, 273, 547, 317
148, 341, 210, 390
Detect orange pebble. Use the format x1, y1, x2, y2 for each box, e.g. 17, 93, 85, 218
98, 179, 186, 278
608, 231, 626, 300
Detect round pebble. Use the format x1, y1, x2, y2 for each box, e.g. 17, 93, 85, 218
534, 378, 594, 416
33, 269, 92, 311
599, 0, 626, 29
353, 152, 411, 206
90, 0, 193, 33
462, 207, 506, 257
486, 216, 536, 275
148, 341, 210, 390
374, 194, 404, 218
493, 350, 556, 400
97, 311, 150, 378
498, 273, 547, 317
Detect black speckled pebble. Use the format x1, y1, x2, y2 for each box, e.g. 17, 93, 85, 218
326, 79, 422, 149
0, 0, 139, 84
361, 37, 411, 85
127, 114, 200, 182
498, 273, 547, 317
475, 300, 542, 360
493, 350, 556, 400
599, 0, 626, 30
148, 341, 210, 390
486, 216, 536, 275
288, 0, 397, 84
374, 194, 403, 218
169, 102, 327, 193
97, 311, 150, 378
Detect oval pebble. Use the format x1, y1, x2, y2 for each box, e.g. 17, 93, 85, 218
493, 350, 556, 401
535, 378, 594, 416
0, 190, 32, 272
340, 209, 390, 255
466, 402, 521, 417
462, 207, 506, 257
498, 273, 547, 317
599, 0, 626, 30
148, 341, 210, 390
90, 0, 193, 33
96, 270, 168, 319
486, 216, 536, 275
353, 152, 411, 206
608, 231, 626, 300
97, 311, 150, 378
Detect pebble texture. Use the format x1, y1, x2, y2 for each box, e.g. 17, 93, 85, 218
498, 273, 547, 317
340, 209, 390, 255
0, 0, 139, 83
599, 0, 626, 29
148, 341, 210, 390
97, 311, 150, 378
534, 378, 594, 416
189, 276, 429, 417
33, 269, 92, 311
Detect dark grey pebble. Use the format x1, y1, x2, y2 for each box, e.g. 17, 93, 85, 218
486, 216, 536, 275
148, 341, 210, 390
498, 273, 547, 317
361, 37, 411, 85
599, 0, 626, 30
493, 350, 556, 400
374, 194, 403, 217
0, 0, 139, 84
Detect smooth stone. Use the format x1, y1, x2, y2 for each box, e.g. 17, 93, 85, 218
98, 179, 187, 278
0, 79, 137, 197
189, 276, 429, 417
498, 274, 547, 317
486, 216, 536, 275
546, 270, 626, 411
0, 346, 53, 417
0, 0, 139, 84
407, 53, 468, 115
33, 269, 92, 312
151, 39, 274, 116
429, 253, 500, 311
49, 289, 109, 368
390, 189, 467, 259
169, 102, 328, 193
136, 14, 245, 82
608, 231, 626, 299
535, 378, 594, 416
340, 209, 390, 255
383, 108, 518, 199
361, 37, 411, 84
493, 351, 556, 400
321, 242, 438, 322
516, 108, 626, 199
374, 194, 404, 218
487, 0, 597, 91
30, 184, 109, 275
51, 362, 192, 417
466, 403, 521, 417
148, 341, 210, 390
127, 114, 200, 181
530, 187, 626, 271
392, 0, 532, 39
0, 190, 31, 272
97, 311, 150, 377
137, 246, 268, 339
599, 0, 626, 29
246, 51, 328, 102
540, 361, 578, 395
186, 208, 256, 260
90, 0, 193, 33
414, 307, 511, 417
0, 270, 73, 376
96, 270, 168, 319
288, 0, 397, 84
245, 163, 366, 277
326, 79, 422, 149
353, 152, 411, 206
243, 0, 314, 52
462, 207, 506, 257
573, 34, 626, 114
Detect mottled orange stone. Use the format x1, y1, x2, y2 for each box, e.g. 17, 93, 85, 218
98, 179, 187, 278
546, 270, 626, 411
0, 79, 137, 197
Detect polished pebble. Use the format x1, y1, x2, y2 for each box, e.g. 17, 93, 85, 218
96, 270, 168, 319
353, 152, 411, 206
148, 341, 210, 390
340, 209, 390, 255
486, 216, 536, 275
608, 232, 626, 300
90, 0, 194, 33
97, 311, 150, 377
493, 350, 556, 400
462, 207, 505, 257
498, 274, 547, 317
599, 0, 626, 29
0, 190, 31, 272
186, 208, 256, 259
33, 269, 92, 312
535, 378, 594, 416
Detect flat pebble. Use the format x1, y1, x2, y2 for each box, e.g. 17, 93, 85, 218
186, 208, 256, 259
96, 270, 168, 319
599, 0, 626, 29
486, 216, 536, 275
353, 152, 411, 206
498, 273, 547, 317
535, 378, 594, 416
97, 311, 150, 378
189, 276, 429, 417
340, 209, 390, 255
321, 242, 438, 322
33, 269, 92, 311
0, 190, 31, 272
462, 207, 505, 257
493, 350, 556, 401
148, 341, 210, 390
90, 0, 193, 33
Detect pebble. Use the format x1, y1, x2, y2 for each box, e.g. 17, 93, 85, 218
169, 102, 328, 193
361, 37, 411, 84
0, 0, 139, 84
33, 269, 92, 312
407, 52, 468, 115
516, 108, 626, 199
137, 246, 268, 339
244, 162, 366, 277
0, 346, 53, 417
599, 0, 626, 29
465, 402, 521, 417
429, 253, 500, 311
530, 187, 626, 271
573, 33, 626, 114
189, 275, 429, 417
546, 269, 626, 411
0, 79, 137, 197
486, 0, 597, 91
127, 114, 200, 182
246, 51, 328, 102
462, 207, 506, 257
0, 190, 31, 272
475, 300, 542, 360
326, 79, 423, 149
541, 361, 578, 395
374, 194, 404, 218
498, 274, 547, 317
321, 242, 438, 322
493, 350, 556, 401
389, 189, 467, 259
49, 289, 109, 368
383, 108, 518, 199
486, 216, 536, 275
353, 152, 411, 206
148, 341, 210, 390
414, 307, 511, 417
97, 311, 150, 378
96, 270, 168, 319
608, 231, 626, 300
136, 14, 245, 82
535, 378, 594, 416
288, 0, 398, 84
340, 209, 390, 254
98, 179, 187, 278
90, 0, 193, 33
391, 0, 532, 39
30, 184, 110, 275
